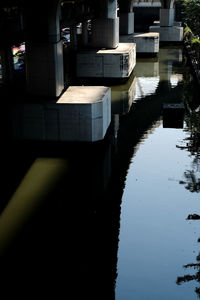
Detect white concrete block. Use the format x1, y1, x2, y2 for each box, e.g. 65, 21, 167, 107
77, 43, 136, 79
11, 86, 111, 142
120, 32, 159, 54
91, 18, 119, 49
57, 86, 111, 141
149, 26, 183, 42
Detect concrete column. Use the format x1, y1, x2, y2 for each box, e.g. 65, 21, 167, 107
91, 0, 119, 49
26, 40, 64, 97
107, 0, 118, 19
0, 46, 14, 85
81, 21, 88, 46
160, 8, 174, 26
70, 24, 78, 50
25, 3, 64, 98
120, 12, 134, 35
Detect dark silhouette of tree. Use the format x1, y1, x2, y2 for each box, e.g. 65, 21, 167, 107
177, 252, 200, 297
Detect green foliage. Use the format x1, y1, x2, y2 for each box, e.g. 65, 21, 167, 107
182, 0, 200, 36
191, 38, 200, 45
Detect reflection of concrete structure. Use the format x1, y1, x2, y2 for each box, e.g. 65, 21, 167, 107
77, 43, 136, 79
0, 137, 114, 298
11, 86, 111, 142
133, 57, 159, 99
0, 158, 69, 255
163, 103, 185, 128
135, 77, 160, 100
111, 72, 136, 115
134, 57, 159, 77
159, 47, 183, 82
170, 73, 183, 88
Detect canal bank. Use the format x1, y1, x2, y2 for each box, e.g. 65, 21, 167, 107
0, 45, 200, 300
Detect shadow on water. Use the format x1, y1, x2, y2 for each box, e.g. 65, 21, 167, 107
0, 45, 200, 299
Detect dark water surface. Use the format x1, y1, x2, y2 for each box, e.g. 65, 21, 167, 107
0, 46, 200, 299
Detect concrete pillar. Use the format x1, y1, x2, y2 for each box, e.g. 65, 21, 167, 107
81, 21, 88, 46
70, 24, 78, 50
91, 0, 119, 49
120, 12, 134, 35
160, 8, 174, 26
0, 46, 14, 85
26, 40, 64, 97
26, 3, 64, 98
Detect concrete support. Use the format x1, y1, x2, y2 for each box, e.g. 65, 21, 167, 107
70, 24, 78, 50
149, 7, 183, 42
149, 25, 183, 42
160, 8, 174, 26
11, 86, 111, 142
57, 86, 111, 141
91, 0, 119, 49
81, 21, 88, 46
120, 32, 159, 55
119, 12, 134, 35
111, 73, 136, 115
91, 18, 119, 49
0, 46, 14, 85
26, 40, 64, 97
77, 43, 136, 79
25, 3, 64, 98
76, 0, 136, 80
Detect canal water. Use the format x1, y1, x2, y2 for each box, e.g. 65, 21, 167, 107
114, 46, 200, 300
0, 46, 200, 299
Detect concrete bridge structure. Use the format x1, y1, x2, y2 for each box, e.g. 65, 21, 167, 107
0, 0, 183, 142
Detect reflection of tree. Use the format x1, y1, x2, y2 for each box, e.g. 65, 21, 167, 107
176, 65, 200, 296
183, 170, 200, 192
177, 258, 200, 297
177, 111, 200, 192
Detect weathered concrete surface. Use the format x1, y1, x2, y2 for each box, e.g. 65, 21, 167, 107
76, 43, 136, 78
120, 32, 159, 54
11, 86, 111, 142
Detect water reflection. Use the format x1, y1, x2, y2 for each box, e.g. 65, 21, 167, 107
115, 47, 200, 300
133, 57, 159, 100
176, 100, 200, 297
